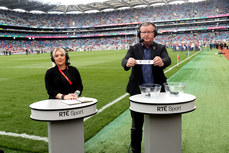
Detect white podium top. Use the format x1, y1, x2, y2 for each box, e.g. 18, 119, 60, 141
30, 97, 97, 121
129, 93, 196, 114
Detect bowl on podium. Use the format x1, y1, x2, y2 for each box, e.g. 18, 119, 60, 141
164, 82, 186, 96
139, 84, 161, 98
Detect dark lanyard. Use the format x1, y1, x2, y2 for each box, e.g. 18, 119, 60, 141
58, 66, 72, 85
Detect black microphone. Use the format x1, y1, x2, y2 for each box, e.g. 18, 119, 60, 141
139, 39, 144, 43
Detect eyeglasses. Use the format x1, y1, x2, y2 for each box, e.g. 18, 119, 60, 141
140, 31, 154, 34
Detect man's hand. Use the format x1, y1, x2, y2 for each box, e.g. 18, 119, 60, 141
153, 56, 164, 67
126, 57, 137, 67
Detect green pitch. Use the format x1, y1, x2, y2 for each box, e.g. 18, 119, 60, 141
1, 48, 226, 153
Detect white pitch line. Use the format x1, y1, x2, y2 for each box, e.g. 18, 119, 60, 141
84, 92, 129, 121
97, 93, 129, 113
0, 51, 200, 142
0, 131, 48, 142
164, 51, 200, 73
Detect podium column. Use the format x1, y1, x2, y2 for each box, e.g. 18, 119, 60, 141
48, 119, 84, 153
144, 114, 181, 153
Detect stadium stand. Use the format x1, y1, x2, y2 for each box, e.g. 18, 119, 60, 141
0, 0, 228, 54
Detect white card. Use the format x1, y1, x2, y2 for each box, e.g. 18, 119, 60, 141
136, 60, 154, 65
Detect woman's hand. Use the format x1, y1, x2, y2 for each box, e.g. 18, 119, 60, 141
64, 93, 78, 100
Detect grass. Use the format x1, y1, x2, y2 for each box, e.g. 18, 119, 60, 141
0, 48, 199, 152
176, 50, 229, 153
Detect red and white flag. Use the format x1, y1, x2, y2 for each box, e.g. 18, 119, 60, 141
177, 54, 180, 66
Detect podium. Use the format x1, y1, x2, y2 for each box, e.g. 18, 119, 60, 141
129, 93, 196, 153
30, 98, 97, 153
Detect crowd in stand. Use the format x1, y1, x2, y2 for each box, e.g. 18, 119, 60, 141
1, 20, 229, 37
0, 0, 228, 27
1, 30, 228, 55
0, 37, 135, 55
0, 0, 228, 54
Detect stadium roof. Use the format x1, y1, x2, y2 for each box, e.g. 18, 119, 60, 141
0, 0, 205, 14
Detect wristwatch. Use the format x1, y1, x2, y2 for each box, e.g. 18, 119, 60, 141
61, 94, 65, 100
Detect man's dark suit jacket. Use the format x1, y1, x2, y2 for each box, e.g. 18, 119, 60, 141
122, 41, 171, 96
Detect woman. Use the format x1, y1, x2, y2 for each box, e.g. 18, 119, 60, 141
45, 47, 83, 100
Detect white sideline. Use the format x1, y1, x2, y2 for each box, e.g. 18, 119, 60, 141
0, 51, 200, 142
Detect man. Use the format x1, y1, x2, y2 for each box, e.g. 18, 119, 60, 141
121, 22, 171, 153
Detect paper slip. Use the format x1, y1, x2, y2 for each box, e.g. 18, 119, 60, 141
61, 100, 81, 105
77, 97, 94, 103
136, 60, 154, 65
61, 97, 94, 105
